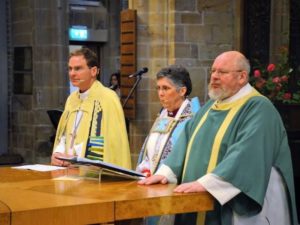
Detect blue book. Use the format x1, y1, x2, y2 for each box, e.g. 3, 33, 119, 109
57, 156, 145, 179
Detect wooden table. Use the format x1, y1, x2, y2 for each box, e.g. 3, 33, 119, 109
0, 200, 10, 225
0, 167, 213, 225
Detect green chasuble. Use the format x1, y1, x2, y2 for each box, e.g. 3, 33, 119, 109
164, 89, 298, 225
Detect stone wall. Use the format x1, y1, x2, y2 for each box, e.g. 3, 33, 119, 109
128, 0, 241, 166
8, 0, 69, 163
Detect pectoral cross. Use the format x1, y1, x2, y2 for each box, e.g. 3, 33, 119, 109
69, 109, 82, 154
69, 132, 76, 151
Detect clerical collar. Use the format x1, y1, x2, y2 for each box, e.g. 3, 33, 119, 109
79, 89, 89, 100
167, 108, 179, 117
220, 83, 252, 103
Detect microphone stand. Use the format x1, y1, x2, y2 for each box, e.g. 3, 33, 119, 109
122, 74, 143, 108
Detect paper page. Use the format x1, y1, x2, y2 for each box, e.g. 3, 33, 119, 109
12, 164, 66, 172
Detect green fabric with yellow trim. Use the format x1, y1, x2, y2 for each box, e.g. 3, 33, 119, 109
164, 93, 298, 225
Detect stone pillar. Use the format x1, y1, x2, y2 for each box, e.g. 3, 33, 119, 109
33, 1, 69, 163
101, 0, 122, 86
128, 0, 174, 165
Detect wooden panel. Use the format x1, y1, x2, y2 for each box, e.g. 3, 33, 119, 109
121, 88, 136, 96
121, 9, 136, 21
115, 192, 214, 220
120, 9, 137, 120
0, 167, 214, 224
120, 55, 136, 65
0, 201, 10, 225
10, 199, 113, 225
121, 23, 135, 32
122, 99, 135, 109
123, 100, 135, 109
120, 79, 135, 87
120, 66, 136, 75
0, 168, 114, 225
123, 109, 135, 119
121, 44, 136, 54
121, 33, 135, 42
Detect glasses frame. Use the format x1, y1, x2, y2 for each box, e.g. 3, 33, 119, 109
209, 69, 243, 77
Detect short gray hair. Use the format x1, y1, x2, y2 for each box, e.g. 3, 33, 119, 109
156, 65, 192, 96
237, 56, 251, 74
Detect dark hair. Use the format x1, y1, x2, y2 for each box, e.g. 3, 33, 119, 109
69, 47, 99, 68
156, 65, 192, 96
109, 72, 121, 89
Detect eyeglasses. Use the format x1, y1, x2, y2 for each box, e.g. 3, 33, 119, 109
209, 69, 243, 77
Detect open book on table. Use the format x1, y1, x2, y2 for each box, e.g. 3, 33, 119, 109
57, 156, 145, 180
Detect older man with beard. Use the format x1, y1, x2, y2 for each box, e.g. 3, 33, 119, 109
138, 51, 298, 225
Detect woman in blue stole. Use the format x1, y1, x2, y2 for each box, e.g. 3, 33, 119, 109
136, 65, 201, 225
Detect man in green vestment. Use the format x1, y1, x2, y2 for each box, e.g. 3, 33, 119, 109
138, 51, 299, 225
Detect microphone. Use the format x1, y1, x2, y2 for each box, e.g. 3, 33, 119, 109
129, 67, 148, 78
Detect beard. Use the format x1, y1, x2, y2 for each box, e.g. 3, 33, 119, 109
208, 83, 231, 100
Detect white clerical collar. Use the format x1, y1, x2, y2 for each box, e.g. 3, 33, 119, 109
79, 90, 89, 100
221, 83, 253, 103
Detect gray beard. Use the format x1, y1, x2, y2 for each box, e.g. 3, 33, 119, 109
208, 88, 230, 101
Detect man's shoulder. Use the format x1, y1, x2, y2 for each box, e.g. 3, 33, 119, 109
246, 95, 275, 111
92, 80, 118, 98
90, 81, 123, 112
65, 91, 78, 104
198, 99, 214, 112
